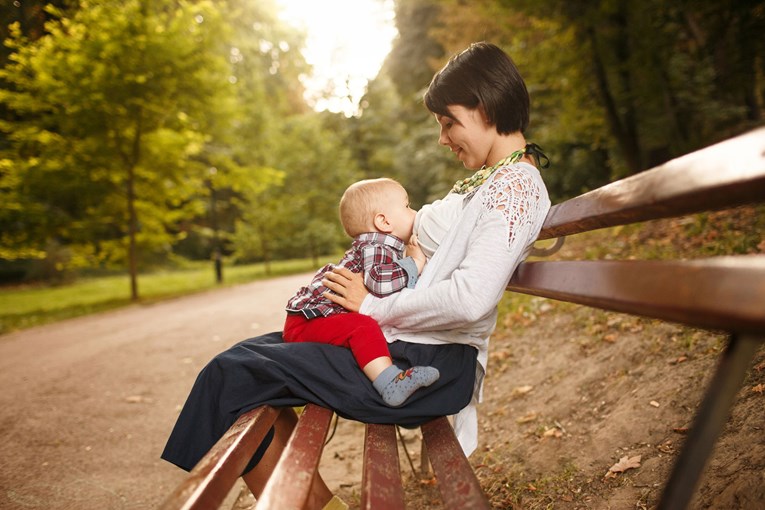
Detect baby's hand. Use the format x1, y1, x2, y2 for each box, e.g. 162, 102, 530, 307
406, 235, 427, 274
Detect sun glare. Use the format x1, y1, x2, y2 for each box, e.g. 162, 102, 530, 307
274, 0, 397, 116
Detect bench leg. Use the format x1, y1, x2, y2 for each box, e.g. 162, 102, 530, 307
421, 416, 491, 510
658, 333, 762, 510
160, 406, 280, 510
362, 424, 405, 509
254, 404, 334, 510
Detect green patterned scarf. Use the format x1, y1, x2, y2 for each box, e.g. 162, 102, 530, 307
451, 143, 549, 195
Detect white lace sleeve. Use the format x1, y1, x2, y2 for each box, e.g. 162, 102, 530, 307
480, 164, 545, 251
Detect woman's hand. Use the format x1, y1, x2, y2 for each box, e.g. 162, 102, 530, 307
322, 267, 368, 312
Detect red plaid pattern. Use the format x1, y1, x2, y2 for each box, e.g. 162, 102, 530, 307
287, 232, 410, 318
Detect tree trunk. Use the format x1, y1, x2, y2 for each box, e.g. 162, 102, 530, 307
127, 163, 138, 301
585, 25, 642, 174
127, 110, 143, 301
259, 223, 271, 276
209, 183, 223, 284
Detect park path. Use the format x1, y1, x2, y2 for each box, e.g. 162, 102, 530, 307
0, 273, 365, 510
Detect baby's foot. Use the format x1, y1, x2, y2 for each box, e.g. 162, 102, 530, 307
373, 365, 440, 407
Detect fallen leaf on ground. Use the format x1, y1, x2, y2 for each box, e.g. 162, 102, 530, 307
490, 349, 512, 362
605, 455, 642, 478
751, 383, 764, 394
510, 385, 533, 398
542, 427, 563, 439
516, 411, 538, 424
657, 440, 674, 453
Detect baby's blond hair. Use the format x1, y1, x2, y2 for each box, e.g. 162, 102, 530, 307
339, 178, 405, 237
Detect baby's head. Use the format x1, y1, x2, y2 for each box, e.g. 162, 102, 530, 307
339, 178, 416, 241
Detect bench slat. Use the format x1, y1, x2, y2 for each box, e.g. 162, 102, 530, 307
538, 127, 765, 240
254, 404, 334, 510
361, 424, 405, 509
160, 406, 280, 510
421, 417, 491, 510
508, 256, 765, 333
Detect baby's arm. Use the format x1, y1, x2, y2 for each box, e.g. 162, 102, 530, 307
405, 235, 427, 275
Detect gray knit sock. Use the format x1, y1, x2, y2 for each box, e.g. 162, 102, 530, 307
372, 365, 440, 407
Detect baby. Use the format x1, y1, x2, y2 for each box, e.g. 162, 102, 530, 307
283, 178, 439, 407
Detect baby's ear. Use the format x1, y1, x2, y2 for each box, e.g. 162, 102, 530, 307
373, 212, 393, 233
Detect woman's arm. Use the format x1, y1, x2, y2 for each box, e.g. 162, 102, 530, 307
365, 218, 523, 330
324, 221, 516, 328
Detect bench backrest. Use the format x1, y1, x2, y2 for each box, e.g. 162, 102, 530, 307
508, 127, 765, 335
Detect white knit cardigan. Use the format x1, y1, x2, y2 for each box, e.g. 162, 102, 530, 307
360, 161, 551, 456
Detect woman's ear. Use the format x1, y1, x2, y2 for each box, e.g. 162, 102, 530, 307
477, 104, 491, 125
373, 213, 393, 233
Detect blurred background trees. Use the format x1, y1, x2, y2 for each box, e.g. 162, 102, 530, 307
1, 0, 762, 295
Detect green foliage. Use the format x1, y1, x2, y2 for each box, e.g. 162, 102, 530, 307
176, 0, 308, 270
384, 0, 764, 199
0, 0, 317, 290
0, 0, 233, 289
384, 0, 445, 99
232, 112, 361, 266
355, 64, 465, 208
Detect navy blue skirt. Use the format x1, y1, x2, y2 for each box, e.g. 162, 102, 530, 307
161, 331, 477, 472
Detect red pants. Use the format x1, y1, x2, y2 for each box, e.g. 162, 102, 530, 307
283, 312, 391, 369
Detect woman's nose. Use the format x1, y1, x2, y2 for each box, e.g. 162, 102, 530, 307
438, 127, 449, 146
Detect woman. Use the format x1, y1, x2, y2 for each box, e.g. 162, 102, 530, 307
162, 42, 551, 509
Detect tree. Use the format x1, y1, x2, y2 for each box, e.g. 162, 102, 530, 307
0, 0, 232, 299
385, 0, 445, 100
394, 0, 764, 199
233, 112, 361, 267
180, 0, 309, 281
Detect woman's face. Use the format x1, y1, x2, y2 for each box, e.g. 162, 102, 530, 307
435, 105, 497, 169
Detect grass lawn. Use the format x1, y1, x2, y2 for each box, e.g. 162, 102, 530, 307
0, 256, 335, 335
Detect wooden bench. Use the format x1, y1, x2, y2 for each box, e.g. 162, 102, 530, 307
160, 127, 764, 510
507, 126, 765, 510
160, 404, 487, 509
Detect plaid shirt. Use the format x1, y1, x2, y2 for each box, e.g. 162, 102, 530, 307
286, 232, 414, 319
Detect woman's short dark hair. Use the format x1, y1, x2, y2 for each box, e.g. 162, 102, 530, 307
424, 42, 529, 134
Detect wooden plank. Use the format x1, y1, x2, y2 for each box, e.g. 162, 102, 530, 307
160, 406, 280, 510
421, 417, 490, 510
507, 256, 765, 333
361, 424, 405, 510
254, 404, 334, 510
537, 127, 765, 240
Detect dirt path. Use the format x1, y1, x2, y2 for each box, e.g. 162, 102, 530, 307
0, 273, 363, 510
